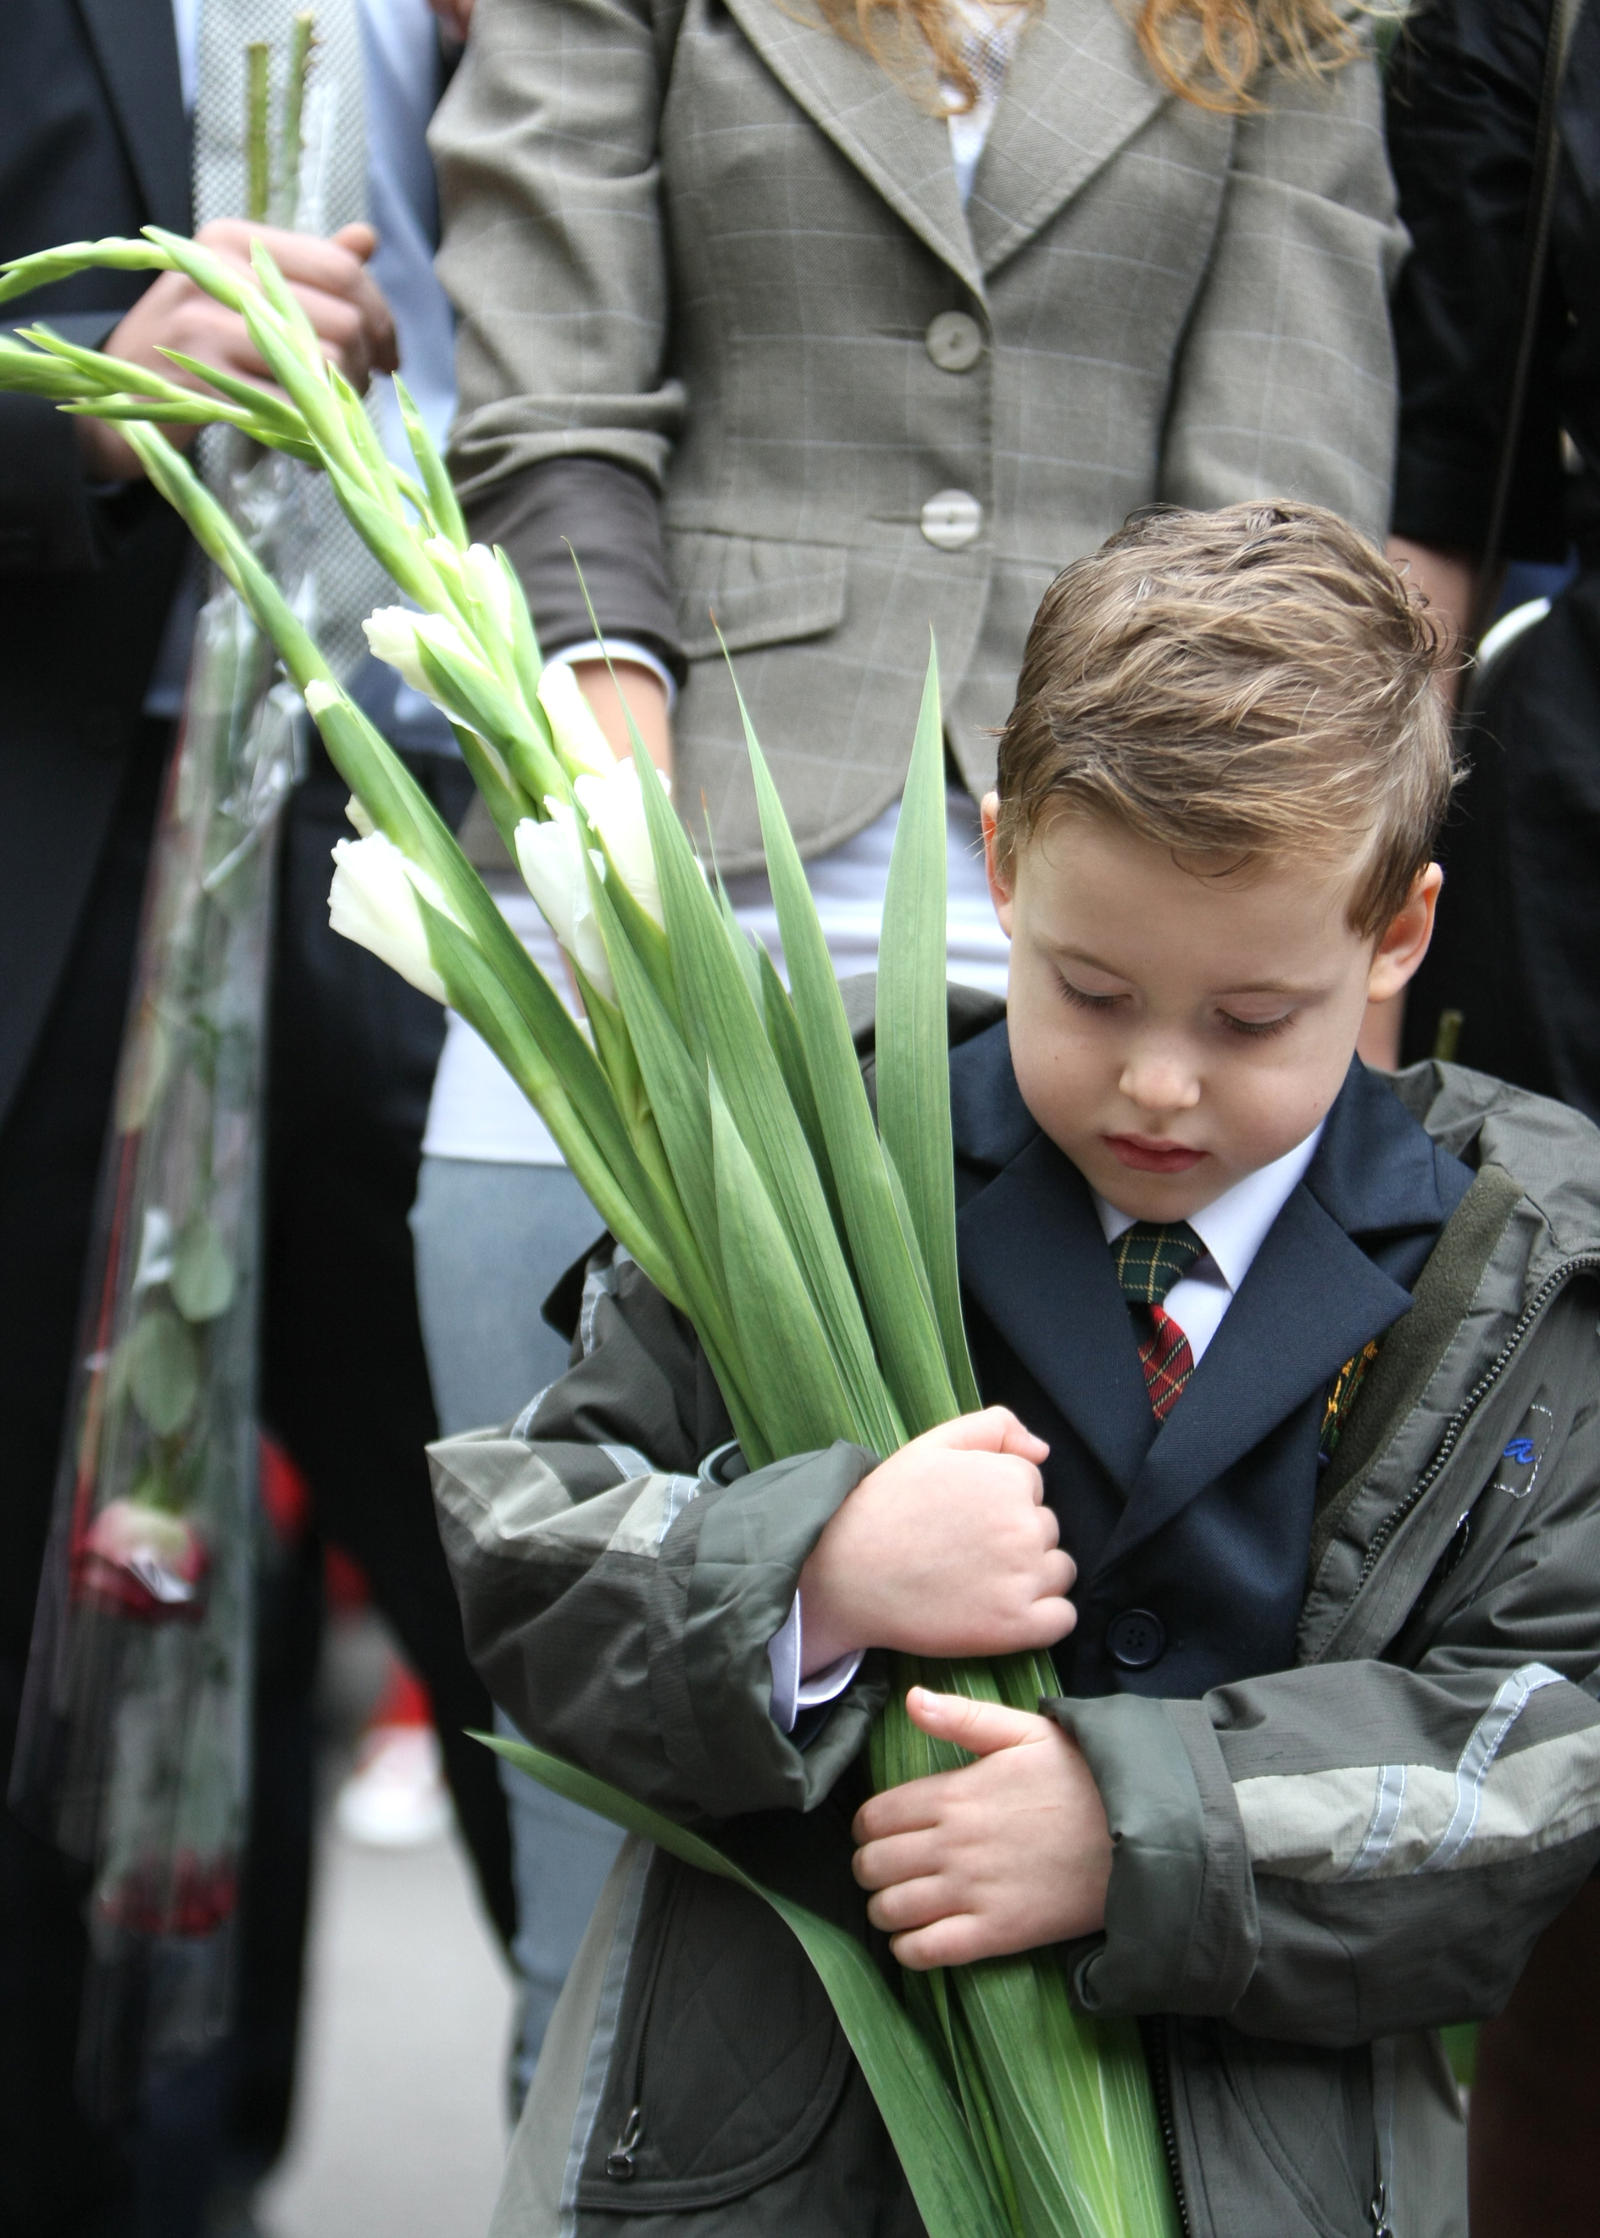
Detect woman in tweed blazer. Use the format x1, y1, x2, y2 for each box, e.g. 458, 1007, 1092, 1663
430, 0, 1404, 865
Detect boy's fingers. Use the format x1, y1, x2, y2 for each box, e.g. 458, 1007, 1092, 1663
905, 1687, 1046, 1756
851, 1823, 944, 1892
864, 1873, 950, 1936
890, 1915, 993, 1973
1016, 1593, 1078, 1651
919, 1406, 1048, 1463
851, 1776, 945, 1848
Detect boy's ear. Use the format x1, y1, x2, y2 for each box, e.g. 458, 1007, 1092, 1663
980, 793, 1015, 934
1366, 863, 1443, 1004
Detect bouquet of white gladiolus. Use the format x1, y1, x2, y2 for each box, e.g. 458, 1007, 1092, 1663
0, 229, 1178, 2238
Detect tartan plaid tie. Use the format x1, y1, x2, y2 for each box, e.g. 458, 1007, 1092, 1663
1111, 1221, 1205, 1421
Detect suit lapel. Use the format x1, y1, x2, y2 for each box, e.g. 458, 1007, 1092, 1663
1096, 1064, 1460, 1577
959, 1130, 1157, 1492
721, 0, 983, 294
75, 0, 191, 235
965, 0, 1173, 277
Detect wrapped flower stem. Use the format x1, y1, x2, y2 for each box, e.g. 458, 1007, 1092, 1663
5, 28, 326, 2114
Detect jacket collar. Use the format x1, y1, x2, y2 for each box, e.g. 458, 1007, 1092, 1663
963, 0, 1172, 278
718, 0, 1173, 295
954, 1035, 1462, 1570
74, 0, 191, 235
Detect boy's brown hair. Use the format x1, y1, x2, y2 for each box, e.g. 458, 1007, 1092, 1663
993, 502, 1458, 938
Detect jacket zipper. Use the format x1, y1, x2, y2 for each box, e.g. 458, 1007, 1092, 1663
1140, 2017, 1193, 2238
604, 1866, 680, 2181
1331, 1254, 1600, 1625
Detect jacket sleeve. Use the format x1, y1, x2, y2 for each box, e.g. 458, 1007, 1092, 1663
428, 1242, 888, 1823
429, 0, 685, 663
1386, 0, 1569, 561
1155, 30, 1407, 544
1047, 1297, 1600, 2047
0, 312, 147, 574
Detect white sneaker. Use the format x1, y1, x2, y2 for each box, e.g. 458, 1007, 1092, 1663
334, 1724, 452, 1848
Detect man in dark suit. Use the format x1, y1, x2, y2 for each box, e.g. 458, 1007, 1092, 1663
0, 6, 509, 2229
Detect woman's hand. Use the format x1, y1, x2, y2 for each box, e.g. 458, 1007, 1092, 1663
852, 1687, 1112, 1968
571, 657, 674, 778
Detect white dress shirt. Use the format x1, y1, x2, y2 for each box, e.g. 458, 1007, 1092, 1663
1092, 1122, 1326, 1366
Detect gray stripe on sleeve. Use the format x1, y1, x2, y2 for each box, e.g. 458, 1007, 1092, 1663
1343, 1761, 1407, 1880
1423, 1663, 1565, 1872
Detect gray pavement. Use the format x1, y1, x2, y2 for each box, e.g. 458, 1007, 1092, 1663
254, 1631, 515, 2238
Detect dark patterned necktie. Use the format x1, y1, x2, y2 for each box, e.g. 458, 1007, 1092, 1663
1111, 1221, 1205, 1421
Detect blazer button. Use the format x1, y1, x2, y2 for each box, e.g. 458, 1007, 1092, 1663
925, 311, 985, 372
920, 489, 983, 549
1106, 1609, 1166, 1671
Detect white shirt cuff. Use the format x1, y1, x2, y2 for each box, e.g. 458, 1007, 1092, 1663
767, 1594, 864, 1733
544, 637, 678, 714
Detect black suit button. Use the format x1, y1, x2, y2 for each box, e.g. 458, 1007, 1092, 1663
1107, 1609, 1165, 1670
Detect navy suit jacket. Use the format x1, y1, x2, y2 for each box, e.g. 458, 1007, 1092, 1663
949, 1022, 1474, 1699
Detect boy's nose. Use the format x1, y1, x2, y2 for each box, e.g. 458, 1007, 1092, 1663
1118, 1046, 1201, 1114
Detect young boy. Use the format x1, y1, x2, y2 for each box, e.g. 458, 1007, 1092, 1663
432, 503, 1600, 2238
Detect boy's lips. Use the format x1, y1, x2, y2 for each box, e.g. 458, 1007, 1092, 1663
1102, 1134, 1207, 1174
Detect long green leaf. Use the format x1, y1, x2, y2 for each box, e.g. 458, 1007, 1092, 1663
481, 1733, 1009, 2238
732, 667, 958, 1437
628, 725, 905, 1457
709, 1072, 862, 1458
877, 643, 981, 1412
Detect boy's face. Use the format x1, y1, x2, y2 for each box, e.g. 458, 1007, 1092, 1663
982, 801, 1441, 1221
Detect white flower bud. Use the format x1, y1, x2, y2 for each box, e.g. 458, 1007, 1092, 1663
361, 605, 479, 704
328, 831, 452, 1005
344, 794, 376, 838
573, 760, 668, 927
535, 661, 619, 779
513, 809, 616, 1002
462, 543, 518, 642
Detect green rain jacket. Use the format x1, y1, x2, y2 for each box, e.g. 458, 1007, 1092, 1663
431, 1024, 1600, 2238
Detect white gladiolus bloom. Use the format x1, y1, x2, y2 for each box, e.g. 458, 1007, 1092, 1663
344, 793, 375, 838
362, 606, 481, 704
328, 831, 452, 1004
574, 760, 668, 926
462, 542, 518, 640
513, 809, 615, 1002
535, 661, 618, 779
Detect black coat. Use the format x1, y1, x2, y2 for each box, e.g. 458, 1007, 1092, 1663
0, 0, 193, 1129
1388, 0, 1600, 1114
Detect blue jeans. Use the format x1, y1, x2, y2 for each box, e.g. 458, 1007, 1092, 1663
411, 1156, 624, 2102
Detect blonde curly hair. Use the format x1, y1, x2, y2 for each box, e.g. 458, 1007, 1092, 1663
814, 0, 1360, 116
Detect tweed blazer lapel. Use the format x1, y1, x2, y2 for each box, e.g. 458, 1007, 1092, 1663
720, 0, 985, 295
966, 0, 1171, 276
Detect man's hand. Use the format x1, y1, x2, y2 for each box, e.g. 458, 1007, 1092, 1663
852, 1687, 1112, 1969
79, 218, 398, 481
797, 1408, 1074, 1671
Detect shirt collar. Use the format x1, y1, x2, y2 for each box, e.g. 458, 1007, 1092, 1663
1093, 1121, 1327, 1295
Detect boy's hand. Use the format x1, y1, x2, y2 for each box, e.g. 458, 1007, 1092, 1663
797, 1407, 1074, 1671
852, 1687, 1112, 1969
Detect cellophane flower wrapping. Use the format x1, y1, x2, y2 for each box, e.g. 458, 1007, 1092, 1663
10, 444, 306, 2115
